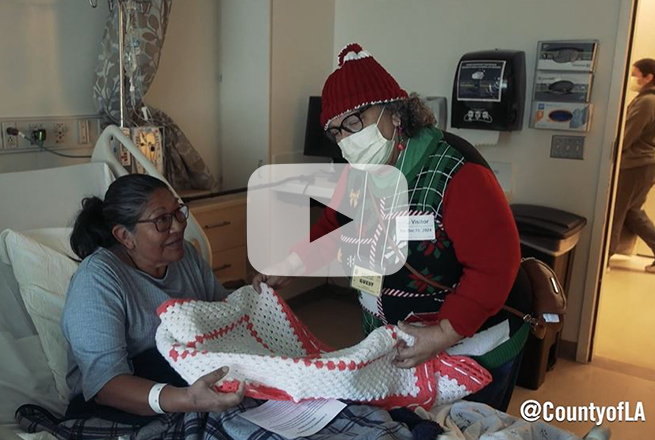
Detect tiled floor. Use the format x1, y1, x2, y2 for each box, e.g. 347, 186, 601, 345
508, 359, 655, 438
289, 285, 655, 439
597, 255, 655, 373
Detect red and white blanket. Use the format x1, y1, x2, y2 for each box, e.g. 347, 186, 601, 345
155, 285, 491, 410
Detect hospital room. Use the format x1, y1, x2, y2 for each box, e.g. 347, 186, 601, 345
1, 0, 654, 439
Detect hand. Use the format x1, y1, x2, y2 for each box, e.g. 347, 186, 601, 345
185, 367, 245, 412
252, 253, 304, 293
393, 320, 463, 369
252, 274, 293, 293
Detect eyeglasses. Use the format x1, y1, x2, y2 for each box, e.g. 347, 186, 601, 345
136, 205, 189, 233
325, 106, 371, 142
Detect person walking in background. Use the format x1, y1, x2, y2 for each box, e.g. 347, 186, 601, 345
610, 58, 655, 271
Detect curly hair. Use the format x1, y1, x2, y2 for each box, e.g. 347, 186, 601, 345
386, 93, 437, 139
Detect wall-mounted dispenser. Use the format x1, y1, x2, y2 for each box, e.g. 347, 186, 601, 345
451, 50, 526, 131
530, 40, 598, 133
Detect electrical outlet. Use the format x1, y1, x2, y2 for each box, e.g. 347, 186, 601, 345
78, 120, 89, 144
54, 122, 66, 144
551, 135, 585, 160
1, 122, 18, 149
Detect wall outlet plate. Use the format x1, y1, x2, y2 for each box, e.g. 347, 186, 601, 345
0, 116, 102, 154
551, 135, 585, 160
78, 119, 89, 144
1, 122, 18, 149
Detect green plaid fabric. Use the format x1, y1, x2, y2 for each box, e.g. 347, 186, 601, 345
398, 138, 466, 219
362, 308, 385, 336
337, 127, 469, 325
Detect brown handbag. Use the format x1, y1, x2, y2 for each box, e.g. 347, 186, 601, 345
503, 257, 566, 339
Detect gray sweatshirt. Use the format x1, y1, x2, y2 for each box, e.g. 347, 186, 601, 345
61, 241, 229, 400
621, 87, 655, 169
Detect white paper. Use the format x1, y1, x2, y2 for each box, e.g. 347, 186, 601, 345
543, 313, 560, 323
396, 215, 436, 241
240, 399, 347, 439
448, 128, 500, 146
446, 320, 510, 356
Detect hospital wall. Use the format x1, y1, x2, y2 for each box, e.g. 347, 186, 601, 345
146, 0, 224, 190
270, 0, 336, 163
0, 0, 238, 188
0, 0, 107, 173
629, 0, 655, 87
333, 0, 626, 344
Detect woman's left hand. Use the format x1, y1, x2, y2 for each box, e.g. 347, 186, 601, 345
393, 320, 463, 369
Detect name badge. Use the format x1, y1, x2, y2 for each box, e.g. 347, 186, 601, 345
396, 215, 436, 241
351, 265, 384, 297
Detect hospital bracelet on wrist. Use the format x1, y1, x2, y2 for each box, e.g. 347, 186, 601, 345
148, 383, 168, 414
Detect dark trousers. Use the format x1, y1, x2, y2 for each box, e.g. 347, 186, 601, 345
463, 347, 525, 413
610, 164, 655, 256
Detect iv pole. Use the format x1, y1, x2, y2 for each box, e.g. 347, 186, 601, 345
117, 1, 126, 128
89, 0, 152, 128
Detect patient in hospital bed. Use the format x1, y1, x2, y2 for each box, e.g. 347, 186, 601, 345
61, 173, 244, 417
3, 169, 606, 440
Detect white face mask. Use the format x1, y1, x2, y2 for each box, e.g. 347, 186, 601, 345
629, 76, 643, 92
338, 107, 395, 171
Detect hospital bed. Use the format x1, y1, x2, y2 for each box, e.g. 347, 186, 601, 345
0, 126, 209, 440
0, 126, 610, 440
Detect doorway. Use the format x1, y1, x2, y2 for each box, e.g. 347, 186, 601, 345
593, 0, 655, 378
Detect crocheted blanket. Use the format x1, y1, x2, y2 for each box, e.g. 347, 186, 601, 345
155, 285, 491, 410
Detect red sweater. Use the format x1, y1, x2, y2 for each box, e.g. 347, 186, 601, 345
293, 140, 520, 337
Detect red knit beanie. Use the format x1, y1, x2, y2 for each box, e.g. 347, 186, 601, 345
320, 43, 408, 129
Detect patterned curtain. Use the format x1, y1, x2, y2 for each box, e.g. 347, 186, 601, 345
93, 0, 216, 190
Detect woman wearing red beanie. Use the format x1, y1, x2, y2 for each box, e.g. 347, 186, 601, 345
254, 43, 530, 411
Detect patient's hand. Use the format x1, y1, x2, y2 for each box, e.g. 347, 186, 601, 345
185, 367, 245, 413
252, 274, 293, 293
393, 320, 463, 369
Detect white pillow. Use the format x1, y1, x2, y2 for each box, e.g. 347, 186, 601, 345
0, 229, 79, 405
21, 228, 75, 260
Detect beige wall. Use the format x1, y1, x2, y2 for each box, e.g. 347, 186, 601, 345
0, 0, 106, 118
270, 0, 335, 163
216, 0, 271, 190
333, 0, 627, 343
147, 0, 223, 189
0, 0, 107, 173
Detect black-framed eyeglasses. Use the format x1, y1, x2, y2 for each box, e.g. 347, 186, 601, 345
136, 205, 189, 233
325, 105, 371, 142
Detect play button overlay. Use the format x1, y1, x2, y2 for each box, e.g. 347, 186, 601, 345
309, 198, 353, 243
247, 163, 408, 278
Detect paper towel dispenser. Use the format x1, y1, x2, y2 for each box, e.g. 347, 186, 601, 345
452, 50, 526, 131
